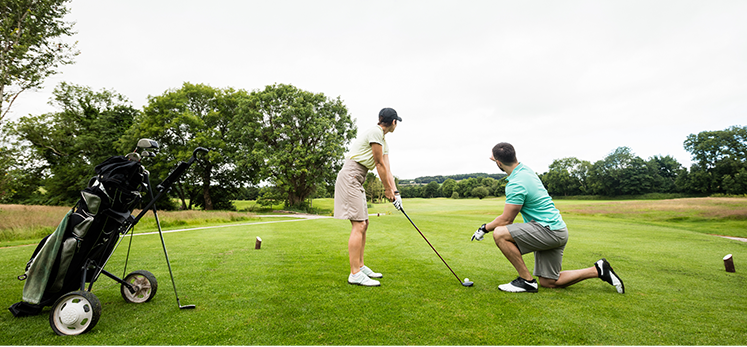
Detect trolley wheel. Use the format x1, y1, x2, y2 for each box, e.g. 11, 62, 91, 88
121, 270, 158, 303
49, 290, 102, 336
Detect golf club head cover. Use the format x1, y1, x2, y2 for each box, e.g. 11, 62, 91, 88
471, 224, 488, 241
393, 194, 403, 211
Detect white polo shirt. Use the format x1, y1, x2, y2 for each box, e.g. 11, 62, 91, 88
347, 126, 388, 170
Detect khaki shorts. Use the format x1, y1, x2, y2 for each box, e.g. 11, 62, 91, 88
507, 221, 568, 280
334, 159, 369, 221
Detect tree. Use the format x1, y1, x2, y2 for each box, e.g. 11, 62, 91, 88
471, 186, 489, 199
647, 155, 684, 193
119, 82, 252, 210
235, 84, 356, 209
364, 172, 384, 203
588, 147, 636, 196
399, 185, 421, 198
722, 168, 747, 195
542, 157, 589, 196
423, 181, 439, 198
1, 0, 78, 123
4, 82, 136, 205
456, 177, 480, 198
440, 178, 456, 198
684, 125, 747, 194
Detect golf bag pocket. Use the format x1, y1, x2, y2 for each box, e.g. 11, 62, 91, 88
50, 237, 79, 293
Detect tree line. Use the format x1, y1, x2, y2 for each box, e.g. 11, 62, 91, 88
399, 173, 507, 185
372, 125, 747, 200
540, 126, 746, 197
0, 82, 356, 210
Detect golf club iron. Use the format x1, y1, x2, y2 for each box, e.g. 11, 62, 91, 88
399, 208, 474, 287
151, 206, 195, 309
135, 144, 205, 310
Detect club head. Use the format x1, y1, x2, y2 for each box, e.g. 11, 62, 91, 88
462, 278, 474, 287
137, 138, 159, 150
180, 304, 196, 310
125, 152, 141, 162
141, 150, 156, 158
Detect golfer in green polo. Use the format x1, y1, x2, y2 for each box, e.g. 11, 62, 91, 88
471, 142, 624, 294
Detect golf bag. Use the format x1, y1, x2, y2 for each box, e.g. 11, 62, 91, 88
9, 156, 144, 317
8, 142, 206, 336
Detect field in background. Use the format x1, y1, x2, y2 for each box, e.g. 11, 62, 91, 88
3, 197, 746, 246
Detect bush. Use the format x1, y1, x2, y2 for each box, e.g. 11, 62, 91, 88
451, 192, 460, 199
471, 186, 489, 199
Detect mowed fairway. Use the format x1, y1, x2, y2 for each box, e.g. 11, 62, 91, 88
1, 198, 746, 345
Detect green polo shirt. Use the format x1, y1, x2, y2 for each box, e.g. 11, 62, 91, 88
505, 163, 566, 230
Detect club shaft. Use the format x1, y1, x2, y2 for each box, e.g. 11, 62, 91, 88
401, 209, 463, 284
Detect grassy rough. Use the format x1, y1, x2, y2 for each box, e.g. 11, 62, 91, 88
0, 198, 745, 345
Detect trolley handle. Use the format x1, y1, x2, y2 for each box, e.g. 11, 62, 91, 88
156, 147, 209, 192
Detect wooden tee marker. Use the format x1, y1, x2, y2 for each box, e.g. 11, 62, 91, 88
255, 236, 262, 250
724, 254, 735, 272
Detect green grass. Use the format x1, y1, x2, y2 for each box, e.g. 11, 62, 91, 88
1, 198, 746, 345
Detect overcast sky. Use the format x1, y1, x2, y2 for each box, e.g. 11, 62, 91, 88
8, 0, 747, 179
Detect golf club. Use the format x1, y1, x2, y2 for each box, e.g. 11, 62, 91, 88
137, 144, 206, 310
399, 208, 474, 287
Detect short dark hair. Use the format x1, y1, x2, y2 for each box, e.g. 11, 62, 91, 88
492, 142, 517, 164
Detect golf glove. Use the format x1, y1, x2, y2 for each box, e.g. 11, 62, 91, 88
393, 194, 403, 211
471, 224, 488, 241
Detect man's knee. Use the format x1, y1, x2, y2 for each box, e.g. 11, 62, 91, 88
492, 226, 513, 243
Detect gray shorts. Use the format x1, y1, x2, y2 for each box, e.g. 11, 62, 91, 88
507, 221, 568, 280
333, 159, 369, 221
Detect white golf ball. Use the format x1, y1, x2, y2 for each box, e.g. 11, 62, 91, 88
464, 278, 470, 282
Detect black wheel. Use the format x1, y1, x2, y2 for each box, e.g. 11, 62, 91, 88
121, 270, 158, 303
49, 290, 102, 336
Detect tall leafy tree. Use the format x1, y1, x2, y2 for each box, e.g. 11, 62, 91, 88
1, 0, 78, 123
541, 157, 591, 196
647, 155, 684, 193
684, 125, 747, 194
119, 82, 253, 210
588, 147, 635, 196
4, 82, 136, 204
234, 84, 356, 208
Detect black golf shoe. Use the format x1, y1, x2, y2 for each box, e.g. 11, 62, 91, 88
498, 276, 539, 293
595, 258, 624, 294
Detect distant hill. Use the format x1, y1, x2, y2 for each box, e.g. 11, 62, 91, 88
400, 173, 507, 185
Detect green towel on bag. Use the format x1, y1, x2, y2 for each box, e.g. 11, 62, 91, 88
22, 209, 72, 305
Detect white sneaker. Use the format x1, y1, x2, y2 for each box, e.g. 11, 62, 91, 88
498, 277, 539, 293
360, 265, 383, 278
348, 271, 380, 286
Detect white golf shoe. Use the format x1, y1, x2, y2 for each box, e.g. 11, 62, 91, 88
359, 265, 383, 278
348, 271, 380, 287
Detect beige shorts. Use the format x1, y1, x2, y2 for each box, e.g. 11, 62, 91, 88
334, 159, 369, 221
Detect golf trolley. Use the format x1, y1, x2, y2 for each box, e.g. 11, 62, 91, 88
9, 139, 208, 336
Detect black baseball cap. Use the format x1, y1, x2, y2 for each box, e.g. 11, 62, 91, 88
379, 107, 402, 122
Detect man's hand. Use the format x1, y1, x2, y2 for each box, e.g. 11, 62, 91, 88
392, 194, 403, 211
471, 224, 488, 241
